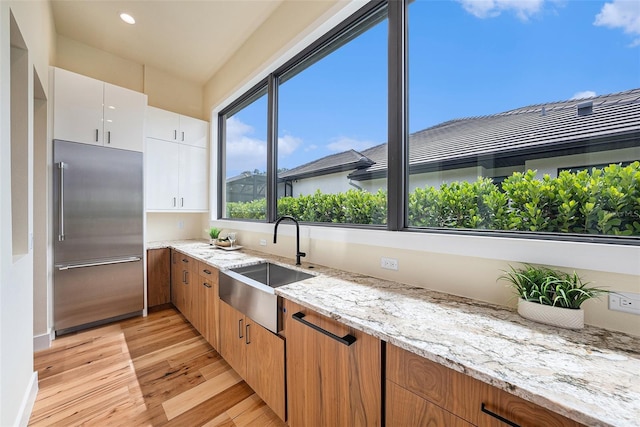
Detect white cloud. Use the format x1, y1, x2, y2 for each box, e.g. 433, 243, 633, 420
305, 144, 318, 152
457, 0, 545, 20
326, 136, 377, 153
225, 116, 266, 175
570, 90, 597, 100
594, 0, 640, 47
225, 117, 305, 175
278, 134, 302, 156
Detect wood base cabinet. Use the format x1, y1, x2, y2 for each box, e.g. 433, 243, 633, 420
194, 262, 219, 350
386, 344, 584, 427
282, 299, 382, 427
170, 251, 194, 323
219, 300, 285, 421
147, 248, 170, 307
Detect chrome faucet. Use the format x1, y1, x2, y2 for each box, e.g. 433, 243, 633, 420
273, 215, 306, 265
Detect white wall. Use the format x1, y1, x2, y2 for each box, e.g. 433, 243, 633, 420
1, 1, 55, 425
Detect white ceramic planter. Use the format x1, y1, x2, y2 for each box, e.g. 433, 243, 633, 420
517, 299, 584, 329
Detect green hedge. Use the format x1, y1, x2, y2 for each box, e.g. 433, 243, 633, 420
226, 161, 640, 236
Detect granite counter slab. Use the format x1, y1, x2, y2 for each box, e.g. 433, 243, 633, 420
147, 239, 640, 427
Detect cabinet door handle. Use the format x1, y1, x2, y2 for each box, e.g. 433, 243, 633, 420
481, 403, 520, 427
203, 282, 212, 288
174, 129, 177, 140
292, 312, 356, 346
182, 271, 187, 284
238, 319, 244, 339
181, 131, 185, 141
107, 131, 111, 144
95, 129, 99, 142
245, 324, 251, 345
181, 197, 184, 207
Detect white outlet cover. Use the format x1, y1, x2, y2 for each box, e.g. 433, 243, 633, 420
609, 291, 640, 315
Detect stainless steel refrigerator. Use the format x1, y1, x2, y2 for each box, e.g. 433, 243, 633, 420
53, 140, 144, 335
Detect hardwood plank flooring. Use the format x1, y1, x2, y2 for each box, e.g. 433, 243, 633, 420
29, 306, 286, 427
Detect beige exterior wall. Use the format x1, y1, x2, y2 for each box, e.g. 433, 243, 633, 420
1, 1, 56, 425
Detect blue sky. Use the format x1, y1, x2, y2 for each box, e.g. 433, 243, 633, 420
226, 0, 640, 177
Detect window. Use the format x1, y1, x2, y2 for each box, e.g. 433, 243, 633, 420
218, 0, 640, 242
406, 0, 640, 238
221, 86, 268, 220
276, 6, 388, 225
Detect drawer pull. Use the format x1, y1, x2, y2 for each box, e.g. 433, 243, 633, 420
203, 282, 212, 288
292, 312, 356, 346
481, 403, 520, 427
203, 269, 212, 275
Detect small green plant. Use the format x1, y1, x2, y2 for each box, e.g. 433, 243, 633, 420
499, 264, 608, 309
208, 227, 222, 240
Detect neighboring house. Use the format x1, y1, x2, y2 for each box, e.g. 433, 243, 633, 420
278, 89, 640, 196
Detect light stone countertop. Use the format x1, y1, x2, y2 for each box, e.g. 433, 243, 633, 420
148, 239, 640, 427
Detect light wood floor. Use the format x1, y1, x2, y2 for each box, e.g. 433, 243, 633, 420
29, 306, 286, 426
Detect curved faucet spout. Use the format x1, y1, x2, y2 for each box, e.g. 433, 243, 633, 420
273, 216, 306, 265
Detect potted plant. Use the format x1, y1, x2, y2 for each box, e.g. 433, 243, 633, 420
499, 264, 608, 329
208, 227, 221, 245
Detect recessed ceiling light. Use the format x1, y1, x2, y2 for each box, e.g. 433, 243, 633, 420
119, 13, 135, 25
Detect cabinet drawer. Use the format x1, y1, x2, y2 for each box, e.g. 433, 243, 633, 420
197, 261, 218, 280
475, 383, 584, 427
387, 344, 584, 427
386, 380, 473, 427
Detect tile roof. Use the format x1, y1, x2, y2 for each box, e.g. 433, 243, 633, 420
279, 149, 375, 180
347, 88, 640, 180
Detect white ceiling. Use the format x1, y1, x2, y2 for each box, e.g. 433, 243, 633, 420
50, 0, 284, 85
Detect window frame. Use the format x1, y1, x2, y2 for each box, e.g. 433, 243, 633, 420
216, 0, 639, 247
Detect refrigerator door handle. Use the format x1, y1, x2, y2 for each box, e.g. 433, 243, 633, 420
58, 162, 66, 241
56, 256, 142, 271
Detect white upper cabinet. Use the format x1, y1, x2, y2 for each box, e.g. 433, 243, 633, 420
53, 67, 104, 146
145, 138, 181, 210
103, 83, 146, 152
52, 67, 147, 152
145, 106, 209, 212
178, 144, 208, 211
146, 106, 208, 148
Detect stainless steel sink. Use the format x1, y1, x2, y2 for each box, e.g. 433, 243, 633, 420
219, 262, 314, 333
230, 262, 314, 289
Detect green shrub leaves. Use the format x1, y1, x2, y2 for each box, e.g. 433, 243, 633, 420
226, 161, 639, 236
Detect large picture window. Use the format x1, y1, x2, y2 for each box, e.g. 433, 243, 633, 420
221, 86, 268, 220
406, 0, 640, 237
276, 7, 388, 225
218, 0, 640, 242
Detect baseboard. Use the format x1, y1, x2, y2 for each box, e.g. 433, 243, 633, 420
15, 371, 38, 427
33, 330, 52, 351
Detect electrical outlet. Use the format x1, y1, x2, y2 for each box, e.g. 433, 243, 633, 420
381, 257, 399, 271
177, 220, 184, 229
259, 239, 267, 246
609, 291, 640, 315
